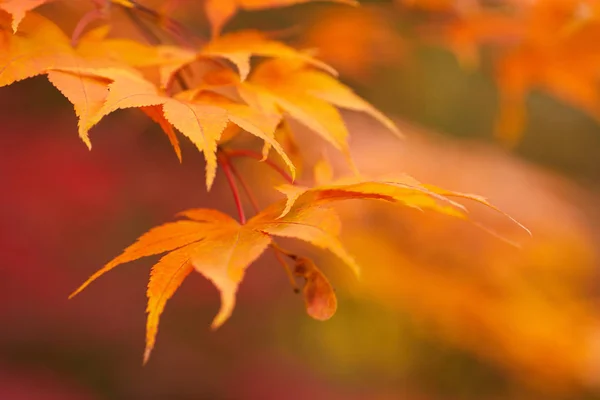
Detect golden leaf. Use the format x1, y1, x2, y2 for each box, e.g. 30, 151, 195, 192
70, 204, 358, 362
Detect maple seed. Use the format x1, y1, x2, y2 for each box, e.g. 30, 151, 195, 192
294, 258, 338, 321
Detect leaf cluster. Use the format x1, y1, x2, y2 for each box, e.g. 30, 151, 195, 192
0, 0, 527, 362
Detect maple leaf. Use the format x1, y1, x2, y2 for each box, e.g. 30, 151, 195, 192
252, 200, 361, 276
0, 12, 196, 89
140, 104, 182, 162
0, 11, 79, 87
199, 29, 337, 81
75, 25, 197, 88
205, 0, 359, 37
240, 59, 400, 164
0, 0, 50, 32
69, 204, 359, 363
47, 67, 295, 189
275, 174, 466, 219
273, 120, 304, 173
312, 157, 334, 185
272, 174, 531, 235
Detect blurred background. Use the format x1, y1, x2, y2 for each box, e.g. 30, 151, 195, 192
2, 0, 600, 399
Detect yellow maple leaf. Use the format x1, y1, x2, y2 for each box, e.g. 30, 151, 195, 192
252, 200, 361, 276
0, 11, 79, 87
271, 174, 531, 237
239, 59, 400, 166
47, 67, 295, 190
0, 12, 197, 89
76, 25, 197, 88
274, 174, 466, 219
200, 30, 337, 81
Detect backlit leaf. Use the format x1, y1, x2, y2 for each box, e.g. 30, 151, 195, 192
0, 12, 78, 87
140, 105, 182, 162
77, 35, 197, 89
48, 67, 294, 189
69, 220, 214, 299
200, 30, 337, 81
274, 174, 469, 220
241, 59, 399, 165
145, 245, 195, 364
189, 225, 272, 329
71, 203, 358, 361
249, 202, 361, 277
46, 70, 111, 149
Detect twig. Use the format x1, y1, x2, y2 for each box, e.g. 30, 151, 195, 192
228, 160, 261, 213
112, 0, 198, 47
217, 152, 246, 225
121, 5, 189, 92
270, 241, 298, 261
123, 6, 162, 45
71, 9, 105, 46
273, 250, 300, 293
224, 149, 294, 185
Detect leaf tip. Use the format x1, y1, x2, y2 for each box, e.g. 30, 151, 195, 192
389, 123, 404, 139
210, 316, 225, 331
11, 16, 22, 34
205, 169, 217, 192
80, 134, 92, 150
67, 285, 86, 300
142, 347, 152, 366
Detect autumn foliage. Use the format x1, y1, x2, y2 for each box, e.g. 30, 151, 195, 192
0, 0, 531, 365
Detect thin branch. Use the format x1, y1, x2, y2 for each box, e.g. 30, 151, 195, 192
228, 160, 261, 213
71, 8, 105, 46
217, 152, 246, 225
122, 5, 189, 92
123, 6, 162, 45
270, 241, 298, 261
273, 250, 300, 293
224, 149, 294, 185
112, 0, 198, 47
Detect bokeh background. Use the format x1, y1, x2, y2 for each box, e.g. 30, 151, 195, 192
2, 0, 600, 399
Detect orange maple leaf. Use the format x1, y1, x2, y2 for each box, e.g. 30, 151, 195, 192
273, 174, 531, 236
0, 11, 78, 87
0, 12, 195, 88
47, 67, 295, 190
240, 59, 401, 164
69, 204, 359, 363
199, 29, 337, 81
